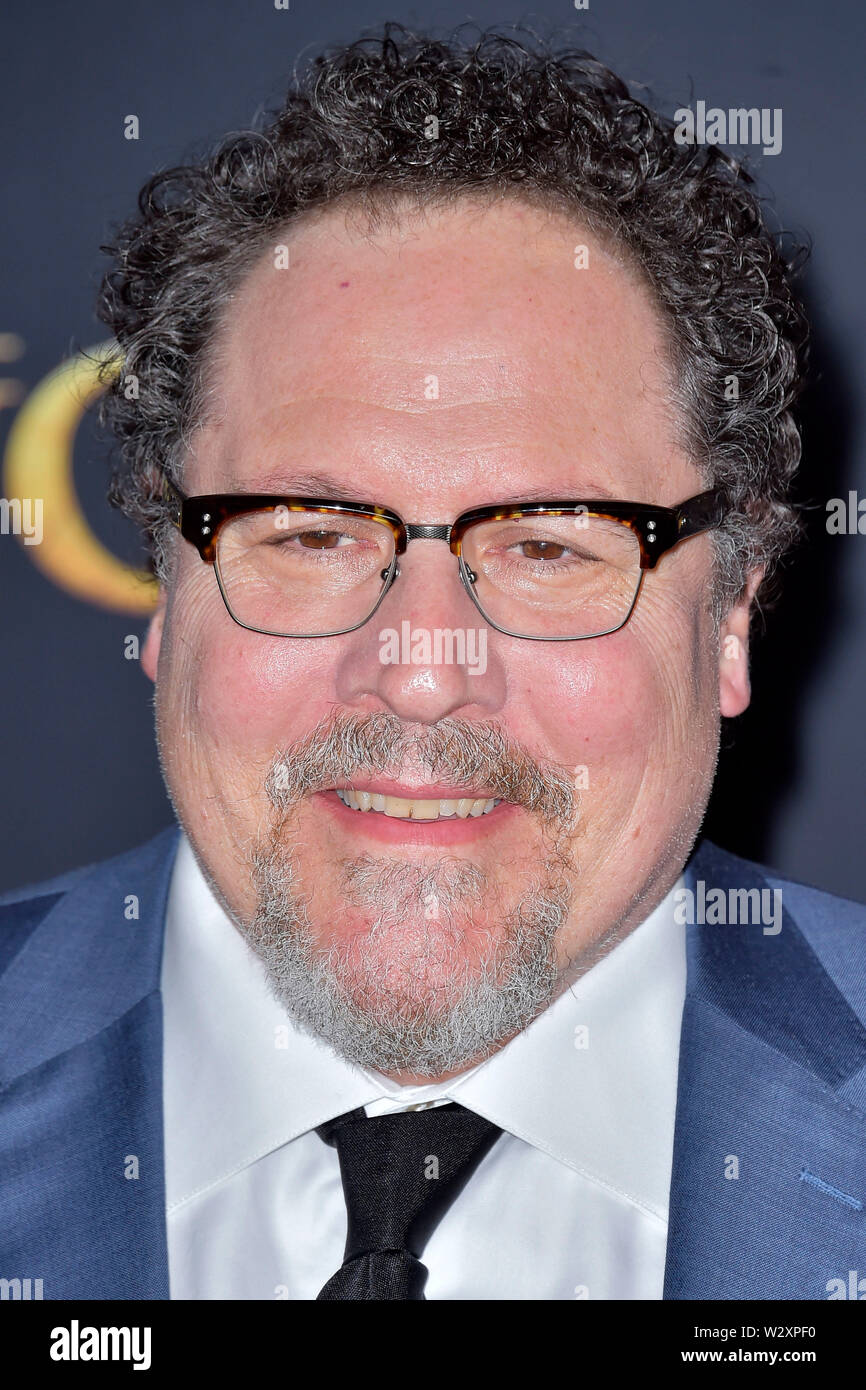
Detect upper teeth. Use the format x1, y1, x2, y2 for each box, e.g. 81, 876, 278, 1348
335, 790, 500, 820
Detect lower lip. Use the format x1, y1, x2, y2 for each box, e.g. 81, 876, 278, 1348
316, 790, 519, 845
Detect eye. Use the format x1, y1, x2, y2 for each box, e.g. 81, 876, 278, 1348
295, 529, 351, 549
515, 538, 569, 561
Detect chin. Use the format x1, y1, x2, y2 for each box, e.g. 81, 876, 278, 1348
325, 914, 496, 1007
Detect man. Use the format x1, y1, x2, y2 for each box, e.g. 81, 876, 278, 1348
2, 26, 864, 1302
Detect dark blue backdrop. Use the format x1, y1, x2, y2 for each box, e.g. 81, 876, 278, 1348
1, 0, 864, 898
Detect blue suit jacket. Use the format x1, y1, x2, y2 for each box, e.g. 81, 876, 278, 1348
1, 824, 865, 1300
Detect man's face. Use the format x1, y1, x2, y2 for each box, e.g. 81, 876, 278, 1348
143, 197, 755, 1080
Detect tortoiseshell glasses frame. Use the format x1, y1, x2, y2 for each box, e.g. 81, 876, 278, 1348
162, 476, 728, 641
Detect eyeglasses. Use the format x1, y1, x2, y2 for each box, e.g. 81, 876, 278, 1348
163, 477, 727, 641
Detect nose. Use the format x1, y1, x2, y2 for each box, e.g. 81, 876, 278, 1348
334, 542, 506, 724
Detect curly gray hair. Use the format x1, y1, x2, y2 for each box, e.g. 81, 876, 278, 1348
95, 23, 810, 619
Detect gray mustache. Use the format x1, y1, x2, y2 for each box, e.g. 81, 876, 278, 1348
266, 710, 578, 829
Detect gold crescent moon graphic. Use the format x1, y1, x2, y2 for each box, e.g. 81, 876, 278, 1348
3, 341, 158, 613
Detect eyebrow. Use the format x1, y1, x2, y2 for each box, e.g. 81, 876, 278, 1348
230, 470, 364, 500
497, 483, 619, 503
228, 470, 620, 507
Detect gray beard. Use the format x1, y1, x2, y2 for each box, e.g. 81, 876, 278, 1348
239, 711, 579, 1078
246, 840, 571, 1077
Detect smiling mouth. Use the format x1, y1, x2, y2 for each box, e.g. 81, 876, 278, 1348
334, 790, 502, 821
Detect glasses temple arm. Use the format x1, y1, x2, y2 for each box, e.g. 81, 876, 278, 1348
675, 488, 728, 539
161, 476, 186, 528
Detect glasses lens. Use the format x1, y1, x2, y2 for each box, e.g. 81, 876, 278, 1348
462, 512, 642, 638
215, 507, 396, 636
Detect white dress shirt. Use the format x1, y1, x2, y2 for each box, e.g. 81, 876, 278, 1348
161, 831, 686, 1300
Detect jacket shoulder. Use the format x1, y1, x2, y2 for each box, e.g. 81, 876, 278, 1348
694, 837, 866, 1021
0, 824, 180, 975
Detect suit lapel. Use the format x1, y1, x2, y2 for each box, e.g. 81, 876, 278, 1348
0, 826, 180, 1298
664, 840, 866, 1298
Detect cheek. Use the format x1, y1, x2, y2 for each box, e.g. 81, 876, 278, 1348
193, 635, 341, 751
522, 631, 667, 768
510, 621, 715, 875
161, 574, 340, 759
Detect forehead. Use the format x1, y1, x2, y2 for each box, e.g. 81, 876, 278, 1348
190, 197, 697, 508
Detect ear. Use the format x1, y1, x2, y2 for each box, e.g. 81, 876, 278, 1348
718, 567, 764, 718
141, 587, 167, 683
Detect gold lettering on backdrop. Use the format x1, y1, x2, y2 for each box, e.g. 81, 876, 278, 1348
2, 341, 158, 613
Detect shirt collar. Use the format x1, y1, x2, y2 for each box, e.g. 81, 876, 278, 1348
162, 831, 685, 1221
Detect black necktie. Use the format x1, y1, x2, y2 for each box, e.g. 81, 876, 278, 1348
315, 1101, 502, 1300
